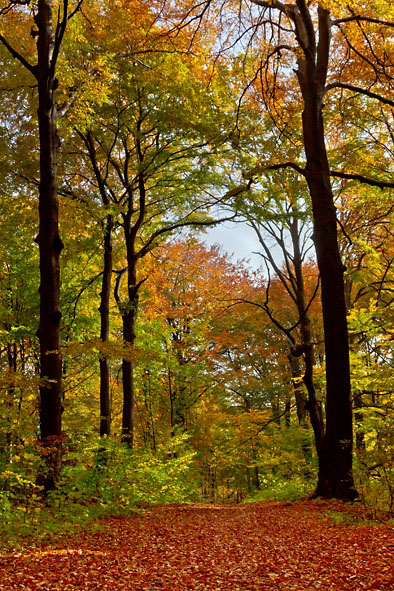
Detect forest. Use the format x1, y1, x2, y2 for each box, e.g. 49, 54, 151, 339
0, 0, 393, 565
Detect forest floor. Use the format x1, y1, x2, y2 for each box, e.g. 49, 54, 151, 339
0, 500, 393, 591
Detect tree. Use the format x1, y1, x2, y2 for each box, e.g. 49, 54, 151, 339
71, 46, 249, 446
174, 0, 392, 498
238, 174, 325, 454
0, 0, 84, 491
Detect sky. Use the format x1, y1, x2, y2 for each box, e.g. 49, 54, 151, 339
201, 221, 264, 270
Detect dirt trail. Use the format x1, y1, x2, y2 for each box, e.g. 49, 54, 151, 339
0, 501, 392, 590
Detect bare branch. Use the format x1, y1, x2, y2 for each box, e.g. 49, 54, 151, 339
250, 0, 293, 15
333, 16, 394, 28
0, 34, 37, 76
137, 209, 242, 260
324, 82, 394, 107
244, 161, 306, 180
0, 0, 30, 16
68, 0, 84, 21
330, 171, 394, 189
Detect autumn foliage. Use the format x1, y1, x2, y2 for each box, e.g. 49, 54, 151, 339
0, 0, 393, 575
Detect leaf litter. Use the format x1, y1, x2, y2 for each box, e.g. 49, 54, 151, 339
0, 500, 392, 590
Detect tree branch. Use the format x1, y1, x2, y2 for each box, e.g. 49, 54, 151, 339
333, 16, 394, 28
68, 0, 84, 21
324, 82, 394, 107
244, 161, 306, 180
330, 171, 394, 189
0, 0, 30, 16
250, 0, 294, 15
137, 211, 240, 260
0, 34, 37, 76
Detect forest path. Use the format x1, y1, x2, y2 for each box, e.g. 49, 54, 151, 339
0, 500, 392, 591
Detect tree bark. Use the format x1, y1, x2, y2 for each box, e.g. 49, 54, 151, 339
119, 210, 139, 447
99, 214, 113, 437
295, 3, 357, 499
35, 0, 64, 492
121, 306, 137, 447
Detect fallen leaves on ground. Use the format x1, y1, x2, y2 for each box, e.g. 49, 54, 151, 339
0, 500, 392, 590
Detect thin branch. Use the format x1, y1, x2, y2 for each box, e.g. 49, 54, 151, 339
376, 258, 394, 305
333, 16, 394, 28
250, 0, 293, 15
231, 403, 298, 449
244, 161, 306, 180
0, 1, 30, 16
137, 211, 241, 259
0, 34, 37, 76
330, 171, 394, 189
65, 271, 103, 330
324, 82, 394, 107
68, 0, 84, 21
336, 216, 353, 246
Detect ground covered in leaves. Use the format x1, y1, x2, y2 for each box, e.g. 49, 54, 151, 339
0, 500, 392, 590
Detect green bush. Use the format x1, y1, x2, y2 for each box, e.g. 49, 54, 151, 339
0, 432, 199, 549
246, 474, 315, 503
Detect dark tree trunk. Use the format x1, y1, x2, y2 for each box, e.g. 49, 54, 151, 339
253, 465, 261, 490
99, 215, 113, 437
270, 395, 281, 425
35, 0, 64, 492
142, 370, 156, 451
118, 211, 139, 447
288, 351, 313, 466
118, 161, 146, 447
294, 3, 357, 500
168, 368, 176, 436
251, 201, 324, 457
5, 343, 17, 455
121, 305, 137, 447
288, 352, 307, 425
77, 131, 115, 438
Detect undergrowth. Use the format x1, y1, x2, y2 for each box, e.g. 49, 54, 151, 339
0, 433, 199, 550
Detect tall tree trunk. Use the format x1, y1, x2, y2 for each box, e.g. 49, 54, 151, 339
119, 221, 139, 447
35, 0, 64, 492
168, 368, 176, 436
295, 3, 357, 499
76, 131, 115, 438
121, 306, 137, 447
270, 395, 281, 425
99, 214, 113, 437
118, 160, 147, 447
284, 396, 291, 427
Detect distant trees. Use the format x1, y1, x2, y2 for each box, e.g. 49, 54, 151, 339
239, 179, 324, 456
